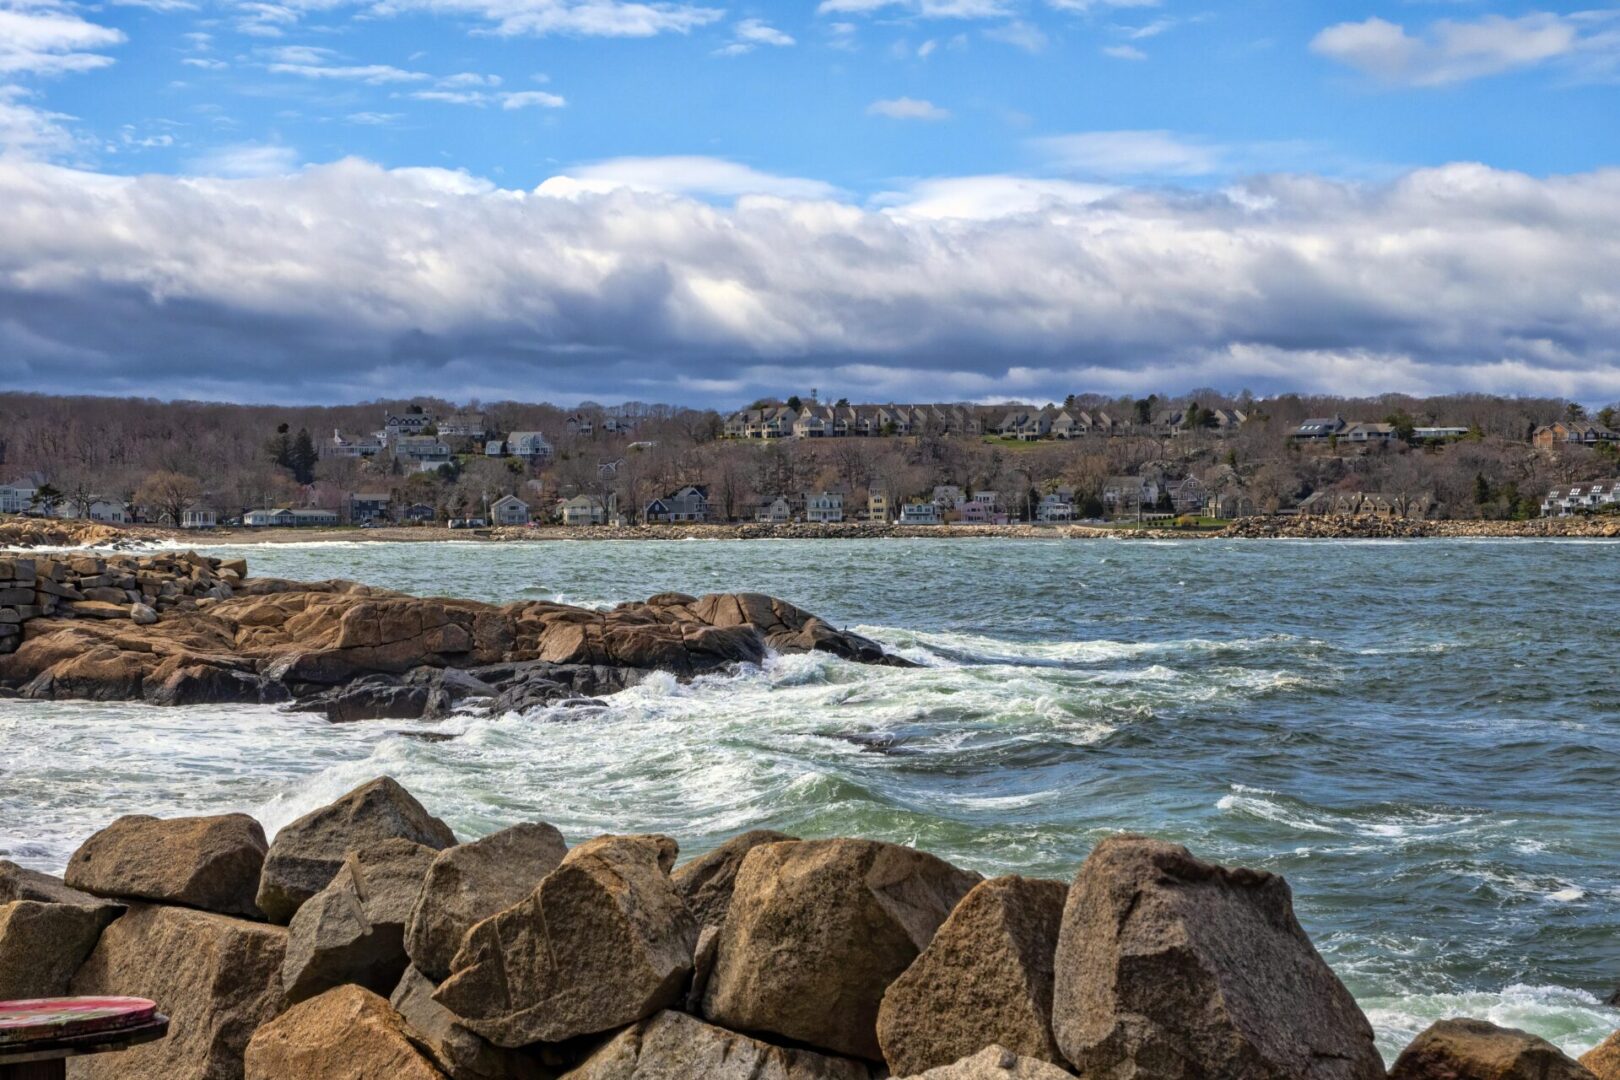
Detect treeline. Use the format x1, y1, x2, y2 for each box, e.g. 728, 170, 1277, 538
0, 391, 1614, 522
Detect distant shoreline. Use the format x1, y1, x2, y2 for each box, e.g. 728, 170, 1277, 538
6, 515, 1619, 549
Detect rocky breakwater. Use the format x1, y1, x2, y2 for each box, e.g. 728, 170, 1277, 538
0, 553, 909, 715
5, 776, 1618, 1079
0, 515, 144, 549
1221, 514, 1620, 539
0, 551, 245, 657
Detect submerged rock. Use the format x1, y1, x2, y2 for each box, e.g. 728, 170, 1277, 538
703, 837, 981, 1061
405, 822, 568, 982
435, 834, 697, 1047
877, 875, 1068, 1075
1051, 834, 1384, 1080
1390, 1019, 1597, 1080
65, 812, 268, 917
257, 776, 457, 923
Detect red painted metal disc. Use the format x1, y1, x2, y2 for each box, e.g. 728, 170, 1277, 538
0, 998, 158, 1045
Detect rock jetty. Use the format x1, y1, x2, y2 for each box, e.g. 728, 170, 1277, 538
0, 553, 909, 714
2, 777, 1613, 1079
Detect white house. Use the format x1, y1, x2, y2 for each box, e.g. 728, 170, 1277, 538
490, 494, 531, 526
1542, 480, 1620, 516
755, 496, 792, 523
326, 430, 385, 459
804, 491, 844, 523
899, 502, 941, 525
59, 498, 129, 523
1036, 490, 1074, 522
0, 482, 37, 514
393, 436, 453, 467
560, 495, 607, 526
506, 432, 553, 462
181, 506, 217, 529
243, 507, 338, 527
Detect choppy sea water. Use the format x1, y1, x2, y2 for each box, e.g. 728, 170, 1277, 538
2, 537, 1617, 1061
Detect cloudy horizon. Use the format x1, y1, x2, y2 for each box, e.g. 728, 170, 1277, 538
2, 0, 1618, 405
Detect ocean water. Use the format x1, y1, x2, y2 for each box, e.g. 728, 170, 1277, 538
2, 537, 1617, 1061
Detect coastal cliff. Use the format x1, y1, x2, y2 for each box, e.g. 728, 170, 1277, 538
1, 776, 1613, 1080
0, 553, 908, 715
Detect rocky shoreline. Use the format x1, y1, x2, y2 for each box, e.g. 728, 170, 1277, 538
6, 513, 1620, 550
0, 552, 908, 715
1, 776, 1615, 1079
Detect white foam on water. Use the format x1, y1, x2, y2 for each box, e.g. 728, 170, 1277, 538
1360, 984, 1620, 1063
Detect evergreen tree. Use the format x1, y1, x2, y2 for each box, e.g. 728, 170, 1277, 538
1474, 473, 1491, 505
290, 428, 318, 484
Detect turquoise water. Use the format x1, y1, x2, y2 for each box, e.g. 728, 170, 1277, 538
2, 537, 1617, 1059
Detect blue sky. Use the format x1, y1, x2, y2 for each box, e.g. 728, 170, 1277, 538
2, 0, 1620, 404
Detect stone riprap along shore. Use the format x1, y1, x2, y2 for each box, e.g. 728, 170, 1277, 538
0, 551, 246, 656
1, 776, 1616, 1079
0, 553, 907, 716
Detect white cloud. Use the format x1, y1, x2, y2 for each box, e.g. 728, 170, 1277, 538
817, 0, 1010, 18
1034, 129, 1223, 178
1101, 44, 1144, 60
1045, 0, 1158, 12
0, 85, 76, 155
0, 0, 125, 76
366, 0, 724, 37
982, 19, 1046, 52
876, 174, 1116, 218
2, 157, 1620, 403
867, 96, 951, 120
714, 17, 795, 55
1310, 12, 1610, 87
182, 57, 229, 69
409, 87, 565, 107
346, 110, 402, 124
270, 60, 430, 82
184, 142, 300, 177
540, 155, 841, 200
439, 71, 502, 87
499, 89, 565, 107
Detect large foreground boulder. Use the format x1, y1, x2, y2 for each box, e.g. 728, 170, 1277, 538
257, 777, 457, 923
391, 966, 550, 1080
1051, 834, 1383, 1080
1389, 1019, 1597, 1080
1583, 1031, 1620, 1080
672, 828, 795, 930
877, 875, 1068, 1075
561, 1009, 871, 1080
68, 902, 287, 1080
896, 1046, 1077, 1079
282, 838, 438, 1003
243, 985, 446, 1080
405, 822, 568, 981
65, 813, 267, 917
435, 834, 698, 1047
703, 838, 981, 1061
0, 900, 114, 999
